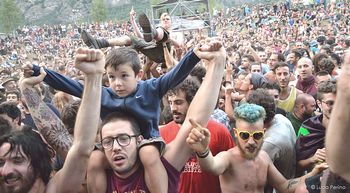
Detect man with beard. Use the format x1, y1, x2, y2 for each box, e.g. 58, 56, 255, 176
247, 89, 297, 193
286, 93, 316, 134
286, 49, 302, 74
160, 77, 234, 193
186, 103, 327, 193
0, 47, 104, 193
274, 62, 303, 113
296, 80, 336, 176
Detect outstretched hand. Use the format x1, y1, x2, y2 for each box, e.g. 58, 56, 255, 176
20, 67, 46, 88
74, 48, 105, 75
130, 6, 136, 21
310, 162, 329, 176
22, 61, 34, 78
312, 148, 326, 164
186, 119, 210, 154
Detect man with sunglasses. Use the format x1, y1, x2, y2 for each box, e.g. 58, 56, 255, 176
296, 80, 336, 175
247, 89, 297, 193
186, 103, 326, 193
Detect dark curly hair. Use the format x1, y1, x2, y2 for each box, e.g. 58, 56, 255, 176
0, 116, 11, 137
246, 88, 276, 125
313, 53, 328, 73
0, 127, 53, 184
166, 77, 200, 104
317, 80, 336, 100
317, 58, 335, 75
0, 102, 21, 126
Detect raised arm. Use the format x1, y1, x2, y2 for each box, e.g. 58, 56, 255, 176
51, 48, 104, 193
19, 68, 73, 160
22, 63, 84, 98
164, 39, 226, 171
186, 121, 232, 175
130, 7, 143, 38
156, 48, 200, 96
326, 51, 350, 182
163, 42, 178, 69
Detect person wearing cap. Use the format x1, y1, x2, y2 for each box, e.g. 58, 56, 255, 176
1, 77, 17, 91
309, 40, 319, 54
0, 69, 11, 83
240, 72, 268, 95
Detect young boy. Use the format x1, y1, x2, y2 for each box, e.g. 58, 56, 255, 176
23, 44, 201, 193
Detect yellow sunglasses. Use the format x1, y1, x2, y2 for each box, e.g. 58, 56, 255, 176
235, 130, 265, 141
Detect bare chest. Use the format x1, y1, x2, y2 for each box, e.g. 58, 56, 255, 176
220, 158, 268, 193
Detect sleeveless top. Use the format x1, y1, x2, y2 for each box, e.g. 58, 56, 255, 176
277, 86, 297, 113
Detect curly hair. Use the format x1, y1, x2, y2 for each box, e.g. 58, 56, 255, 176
0, 127, 52, 184
317, 58, 335, 75
317, 80, 336, 100
0, 116, 11, 137
313, 53, 328, 73
246, 88, 276, 125
0, 102, 21, 126
166, 77, 200, 104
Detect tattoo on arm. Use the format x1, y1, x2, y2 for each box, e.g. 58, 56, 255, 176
287, 179, 300, 189
22, 87, 73, 156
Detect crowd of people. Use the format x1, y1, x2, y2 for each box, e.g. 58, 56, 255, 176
0, 0, 350, 193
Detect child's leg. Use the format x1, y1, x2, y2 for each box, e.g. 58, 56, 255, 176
87, 150, 109, 193
139, 142, 168, 193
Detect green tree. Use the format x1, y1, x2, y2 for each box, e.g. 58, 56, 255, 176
0, 0, 23, 33
91, 0, 107, 22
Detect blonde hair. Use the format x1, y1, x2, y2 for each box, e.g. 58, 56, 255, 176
160, 13, 170, 20
52, 91, 74, 113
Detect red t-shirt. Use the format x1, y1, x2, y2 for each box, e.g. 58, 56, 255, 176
160, 120, 235, 193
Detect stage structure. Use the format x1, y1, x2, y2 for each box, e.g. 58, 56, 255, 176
151, 0, 211, 32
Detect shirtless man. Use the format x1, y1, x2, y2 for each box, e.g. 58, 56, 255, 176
186, 103, 327, 193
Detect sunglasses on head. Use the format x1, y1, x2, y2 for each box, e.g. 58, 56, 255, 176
236, 130, 265, 141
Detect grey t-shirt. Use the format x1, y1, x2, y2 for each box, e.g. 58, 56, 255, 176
262, 114, 297, 192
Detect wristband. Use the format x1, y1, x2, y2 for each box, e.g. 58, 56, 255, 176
196, 148, 210, 158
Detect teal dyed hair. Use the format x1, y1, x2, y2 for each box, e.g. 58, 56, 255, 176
234, 103, 266, 123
